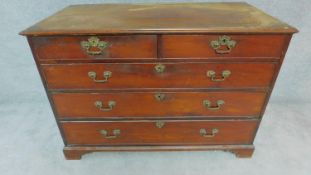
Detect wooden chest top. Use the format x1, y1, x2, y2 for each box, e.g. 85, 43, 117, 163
20, 2, 297, 35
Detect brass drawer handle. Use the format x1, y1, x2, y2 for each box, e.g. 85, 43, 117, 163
94, 100, 116, 112
81, 36, 109, 55
203, 100, 224, 110
207, 70, 231, 82
200, 128, 219, 138
154, 64, 165, 73
210, 35, 236, 54
100, 129, 120, 139
88, 71, 112, 83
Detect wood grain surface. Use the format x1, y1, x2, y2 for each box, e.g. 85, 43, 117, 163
43, 62, 276, 90
20, 2, 297, 35
61, 120, 258, 145
32, 35, 157, 60
52, 91, 266, 119
161, 35, 287, 58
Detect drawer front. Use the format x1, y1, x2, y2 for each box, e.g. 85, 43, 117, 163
32, 35, 157, 60
53, 92, 266, 119
43, 63, 275, 90
161, 35, 287, 58
62, 120, 258, 145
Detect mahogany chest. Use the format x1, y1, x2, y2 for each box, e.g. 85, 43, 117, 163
20, 2, 297, 159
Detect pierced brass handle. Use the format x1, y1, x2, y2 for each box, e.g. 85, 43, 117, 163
210, 35, 236, 54
203, 100, 225, 110
100, 129, 120, 139
94, 100, 116, 112
81, 36, 109, 55
207, 70, 231, 82
88, 71, 112, 83
200, 128, 219, 138
154, 64, 165, 73
155, 93, 166, 101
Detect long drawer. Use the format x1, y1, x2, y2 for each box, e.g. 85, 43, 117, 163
52, 91, 266, 119
43, 62, 276, 90
62, 120, 258, 145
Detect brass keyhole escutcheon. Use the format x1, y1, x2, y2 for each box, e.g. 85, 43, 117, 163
155, 93, 166, 101
154, 64, 165, 73
156, 121, 165, 128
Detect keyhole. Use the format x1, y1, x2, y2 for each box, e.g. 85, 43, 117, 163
155, 93, 165, 101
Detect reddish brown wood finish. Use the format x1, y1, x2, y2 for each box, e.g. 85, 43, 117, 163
61, 120, 258, 145
161, 35, 287, 58
19, 3, 297, 36
43, 62, 276, 90
32, 35, 157, 60
52, 92, 266, 119
63, 145, 255, 160
20, 2, 297, 160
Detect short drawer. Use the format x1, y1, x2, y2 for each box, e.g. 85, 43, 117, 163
52, 92, 266, 119
31, 35, 157, 60
161, 35, 287, 58
43, 62, 276, 90
62, 120, 258, 145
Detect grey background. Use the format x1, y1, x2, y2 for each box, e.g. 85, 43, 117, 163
0, 0, 310, 175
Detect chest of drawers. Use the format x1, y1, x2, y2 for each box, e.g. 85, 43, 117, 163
20, 2, 297, 160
